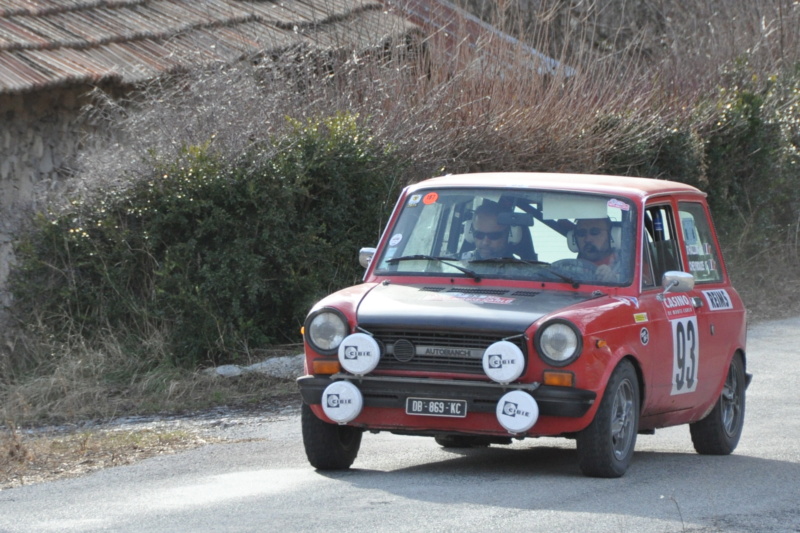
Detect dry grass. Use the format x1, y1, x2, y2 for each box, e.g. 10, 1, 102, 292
0, 425, 217, 490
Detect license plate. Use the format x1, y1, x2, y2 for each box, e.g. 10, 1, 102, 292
406, 397, 468, 418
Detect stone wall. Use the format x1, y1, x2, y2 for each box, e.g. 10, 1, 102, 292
0, 85, 99, 311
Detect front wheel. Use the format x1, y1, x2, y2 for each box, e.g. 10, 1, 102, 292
690, 353, 746, 455
301, 403, 363, 470
576, 359, 640, 478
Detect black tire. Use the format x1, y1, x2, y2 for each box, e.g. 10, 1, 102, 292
690, 353, 746, 455
576, 359, 640, 478
301, 403, 363, 470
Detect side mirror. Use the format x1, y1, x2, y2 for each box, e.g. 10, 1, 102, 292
658, 271, 694, 300
359, 247, 376, 268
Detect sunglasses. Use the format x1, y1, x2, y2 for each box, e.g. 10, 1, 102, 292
473, 230, 506, 240
574, 227, 605, 238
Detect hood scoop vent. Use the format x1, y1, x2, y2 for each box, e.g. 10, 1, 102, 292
420, 287, 446, 292
446, 288, 509, 295
511, 290, 541, 298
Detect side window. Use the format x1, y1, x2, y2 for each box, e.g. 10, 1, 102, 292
644, 204, 682, 284
678, 202, 723, 283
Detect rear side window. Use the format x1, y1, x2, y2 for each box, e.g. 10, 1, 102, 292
678, 202, 723, 283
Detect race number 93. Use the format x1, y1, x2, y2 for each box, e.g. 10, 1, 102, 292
671, 316, 699, 395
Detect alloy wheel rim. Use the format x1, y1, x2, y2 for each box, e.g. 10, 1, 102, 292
720, 363, 741, 436
611, 379, 636, 459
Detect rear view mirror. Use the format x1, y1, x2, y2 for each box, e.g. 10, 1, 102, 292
359, 247, 376, 268
661, 271, 694, 293
498, 212, 534, 227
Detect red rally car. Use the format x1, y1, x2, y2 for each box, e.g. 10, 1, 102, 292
297, 172, 750, 478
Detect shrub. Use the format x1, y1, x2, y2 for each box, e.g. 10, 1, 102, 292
10, 113, 403, 367
699, 63, 800, 254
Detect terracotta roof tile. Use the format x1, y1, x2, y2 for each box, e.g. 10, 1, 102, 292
0, 0, 567, 94
0, 0, 415, 93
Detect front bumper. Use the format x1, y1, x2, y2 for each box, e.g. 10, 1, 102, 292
297, 374, 596, 418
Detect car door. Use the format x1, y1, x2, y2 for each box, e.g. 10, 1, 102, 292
638, 202, 705, 415
674, 201, 739, 406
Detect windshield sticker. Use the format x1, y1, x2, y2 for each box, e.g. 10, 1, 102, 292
407, 194, 422, 207
389, 233, 403, 246
703, 289, 733, 310
662, 294, 695, 319
607, 198, 630, 211
634, 312, 648, 323
422, 192, 439, 205
682, 217, 699, 244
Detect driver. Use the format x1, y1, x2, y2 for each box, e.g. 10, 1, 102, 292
574, 217, 619, 282
463, 203, 511, 260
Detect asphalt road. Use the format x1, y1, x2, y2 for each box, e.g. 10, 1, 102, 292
1, 316, 799, 533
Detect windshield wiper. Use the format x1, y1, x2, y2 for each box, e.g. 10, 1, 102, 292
468, 257, 550, 267
467, 257, 581, 287
387, 255, 481, 281
541, 268, 581, 289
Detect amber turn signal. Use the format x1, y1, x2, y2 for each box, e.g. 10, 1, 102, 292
313, 359, 341, 375
543, 370, 575, 387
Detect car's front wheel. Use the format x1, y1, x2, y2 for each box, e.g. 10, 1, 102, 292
301, 403, 363, 470
690, 353, 746, 455
576, 359, 640, 478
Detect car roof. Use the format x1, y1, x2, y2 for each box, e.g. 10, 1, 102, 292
408, 173, 705, 200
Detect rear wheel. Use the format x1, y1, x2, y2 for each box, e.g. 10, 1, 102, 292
576, 359, 640, 478
690, 353, 746, 455
301, 403, 363, 470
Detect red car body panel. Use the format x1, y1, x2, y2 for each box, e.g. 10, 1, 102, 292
299, 173, 747, 444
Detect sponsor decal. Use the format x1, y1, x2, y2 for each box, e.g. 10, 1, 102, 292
502, 401, 532, 418
671, 316, 699, 395
613, 296, 639, 308
422, 293, 515, 305
326, 394, 353, 408
422, 192, 439, 205
607, 198, 630, 211
640, 327, 649, 345
407, 194, 422, 207
662, 294, 695, 318
634, 312, 648, 323
342, 345, 372, 359
689, 258, 717, 274
424, 347, 475, 357
389, 233, 403, 246
487, 353, 516, 368
703, 289, 733, 310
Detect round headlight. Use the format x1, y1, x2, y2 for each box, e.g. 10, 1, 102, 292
535, 320, 582, 366
306, 309, 348, 353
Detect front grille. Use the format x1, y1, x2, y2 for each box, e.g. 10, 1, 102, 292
365, 326, 527, 375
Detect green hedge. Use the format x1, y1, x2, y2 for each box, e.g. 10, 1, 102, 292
601, 63, 800, 252
11, 114, 404, 366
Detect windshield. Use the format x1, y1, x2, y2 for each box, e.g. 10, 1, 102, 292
375, 188, 636, 286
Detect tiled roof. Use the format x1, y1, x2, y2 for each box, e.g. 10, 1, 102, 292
386, 0, 570, 76
0, 0, 419, 94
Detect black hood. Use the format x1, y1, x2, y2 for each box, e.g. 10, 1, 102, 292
356, 283, 594, 334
